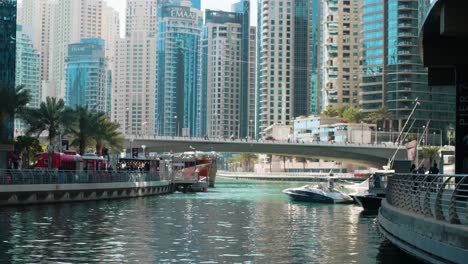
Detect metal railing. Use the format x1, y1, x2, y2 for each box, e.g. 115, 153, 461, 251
0, 169, 169, 185
217, 171, 355, 178
387, 174, 468, 225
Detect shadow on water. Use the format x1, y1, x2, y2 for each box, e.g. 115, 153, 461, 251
377, 240, 424, 264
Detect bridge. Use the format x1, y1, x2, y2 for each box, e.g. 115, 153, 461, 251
126, 136, 410, 167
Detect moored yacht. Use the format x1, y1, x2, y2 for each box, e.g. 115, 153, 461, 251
283, 179, 353, 204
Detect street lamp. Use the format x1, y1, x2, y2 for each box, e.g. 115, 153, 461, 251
361, 121, 364, 144
174, 115, 178, 137
142, 122, 148, 137
376, 127, 381, 144
126, 107, 130, 135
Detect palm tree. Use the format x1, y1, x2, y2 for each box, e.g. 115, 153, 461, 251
21, 97, 65, 146
342, 106, 363, 123
419, 146, 440, 166
366, 107, 393, 129
321, 106, 339, 117
296, 156, 307, 171
65, 106, 98, 155
14, 135, 42, 168
93, 113, 124, 156
0, 85, 30, 143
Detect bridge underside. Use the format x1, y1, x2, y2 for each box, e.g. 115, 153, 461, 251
130, 139, 407, 168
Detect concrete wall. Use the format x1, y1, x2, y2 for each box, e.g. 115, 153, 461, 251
379, 199, 468, 263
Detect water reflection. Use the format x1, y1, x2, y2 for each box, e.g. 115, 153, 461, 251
0, 179, 416, 263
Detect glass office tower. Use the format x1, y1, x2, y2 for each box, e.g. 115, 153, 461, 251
0, 0, 17, 145
65, 38, 108, 112
156, 3, 203, 136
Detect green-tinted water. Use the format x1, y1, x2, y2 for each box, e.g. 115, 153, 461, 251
0, 178, 421, 263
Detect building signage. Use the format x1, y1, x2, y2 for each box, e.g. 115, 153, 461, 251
68, 44, 94, 56
456, 68, 468, 173
162, 6, 196, 20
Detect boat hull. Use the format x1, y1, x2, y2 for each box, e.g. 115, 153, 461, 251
353, 194, 383, 210
284, 190, 353, 204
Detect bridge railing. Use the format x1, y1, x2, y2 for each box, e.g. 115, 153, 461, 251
129, 135, 407, 148
217, 170, 355, 178
387, 174, 468, 225
0, 169, 165, 185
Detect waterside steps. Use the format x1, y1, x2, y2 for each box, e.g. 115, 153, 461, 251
0, 169, 185, 206
378, 174, 468, 263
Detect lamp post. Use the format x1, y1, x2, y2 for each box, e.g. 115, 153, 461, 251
422, 125, 426, 146
129, 138, 134, 157
361, 121, 364, 144
142, 122, 148, 137
376, 127, 381, 144
174, 115, 178, 137
126, 107, 130, 135
142, 145, 146, 157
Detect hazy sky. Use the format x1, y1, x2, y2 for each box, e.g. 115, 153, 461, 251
105, 0, 257, 36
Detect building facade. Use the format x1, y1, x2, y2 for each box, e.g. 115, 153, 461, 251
15, 25, 41, 137
156, 2, 202, 136
17, 0, 51, 102
112, 0, 157, 136
202, 4, 252, 139
0, 0, 17, 146
359, 0, 454, 138
15, 25, 41, 109
320, 0, 362, 110
65, 38, 107, 112
257, 0, 311, 136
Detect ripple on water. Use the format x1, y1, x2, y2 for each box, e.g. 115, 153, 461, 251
0, 179, 420, 263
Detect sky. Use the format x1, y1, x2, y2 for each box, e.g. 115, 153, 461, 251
105, 0, 258, 37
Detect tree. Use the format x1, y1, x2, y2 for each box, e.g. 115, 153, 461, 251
295, 156, 307, 171
65, 106, 98, 155
366, 107, 393, 129
0, 85, 30, 143
279, 155, 291, 172
230, 153, 258, 172
94, 113, 124, 156
14, 136, 43, 168
419, 146, 440, 166
321, 106, 339, 117
342, 106, 363, 123
21, 97, 66, 146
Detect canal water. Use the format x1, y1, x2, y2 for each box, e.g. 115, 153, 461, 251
0, 178, 422, 263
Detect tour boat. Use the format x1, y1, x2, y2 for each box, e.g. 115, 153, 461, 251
283, 180, 354, 204
350, 170, 393, 210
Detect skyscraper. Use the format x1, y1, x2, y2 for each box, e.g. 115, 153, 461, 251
156, 1, 203, 136
17, 0, 51, 102
309, 0, 320, 115
202, 1, 252, 139
320, 0, 361, 110
360, 0, 454, 134
65, 38, 108, 112
257, 0, 312, 136
0, 0, 17, 145
15, 25, 41, 109
48, 0, 104, 100
113, 0, 156, 136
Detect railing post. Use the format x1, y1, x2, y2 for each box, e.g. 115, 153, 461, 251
449, 177, 467, 224
434, 176, 453, 221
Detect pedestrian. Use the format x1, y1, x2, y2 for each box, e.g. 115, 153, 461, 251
410, 164, 416, 173
429, 163, 439, 174
417, 165, 426, 174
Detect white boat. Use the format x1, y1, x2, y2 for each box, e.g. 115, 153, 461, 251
283, 179, 353, 204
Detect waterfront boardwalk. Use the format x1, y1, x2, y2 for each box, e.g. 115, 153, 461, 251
0, 169, 204, 206
218, 171, 365, 182
379, 173, 468, 263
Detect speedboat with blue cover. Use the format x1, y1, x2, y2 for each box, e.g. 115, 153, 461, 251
283, 180, 353, 204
